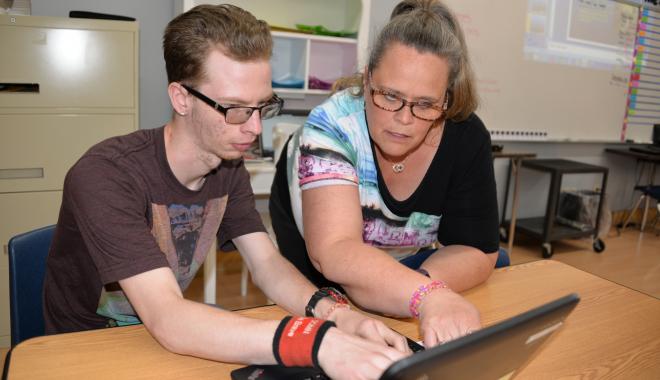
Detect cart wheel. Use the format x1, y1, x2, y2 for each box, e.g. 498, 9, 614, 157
542, 243, 553, 258
593, 238, 605, 253
499, 226, 508, 243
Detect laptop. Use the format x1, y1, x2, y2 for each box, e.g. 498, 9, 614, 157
231, 293, 580, 380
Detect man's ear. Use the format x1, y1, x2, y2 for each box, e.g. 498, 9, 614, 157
168, 82, 189, 116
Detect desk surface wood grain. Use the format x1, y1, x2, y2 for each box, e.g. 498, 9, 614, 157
7, 260, 660, 379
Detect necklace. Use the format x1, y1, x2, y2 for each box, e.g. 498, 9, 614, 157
377, 146, 408, 173
392, 159, 406, 173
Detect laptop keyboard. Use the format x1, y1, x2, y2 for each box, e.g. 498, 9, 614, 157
407, 337, 425, 353
300, 338, 423, 380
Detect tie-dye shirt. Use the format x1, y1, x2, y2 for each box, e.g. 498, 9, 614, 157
270, 89, 498, 286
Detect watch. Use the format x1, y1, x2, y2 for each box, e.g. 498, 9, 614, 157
305, 287, 348, 317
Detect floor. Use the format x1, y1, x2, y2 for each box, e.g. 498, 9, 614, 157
2, 224, 658, 372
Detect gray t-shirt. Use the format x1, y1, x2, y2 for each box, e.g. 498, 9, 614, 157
44, 126, 265, 333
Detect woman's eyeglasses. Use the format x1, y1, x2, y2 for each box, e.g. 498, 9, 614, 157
369, 82, 447, 122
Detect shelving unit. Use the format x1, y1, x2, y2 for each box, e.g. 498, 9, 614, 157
177, 0, 370, 110
513, 159, 609, 259
271, 31, 358, 94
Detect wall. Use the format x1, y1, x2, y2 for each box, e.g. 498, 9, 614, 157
32, 0, 175, 129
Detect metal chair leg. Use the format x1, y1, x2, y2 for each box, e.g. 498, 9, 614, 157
620, 194, 646, 231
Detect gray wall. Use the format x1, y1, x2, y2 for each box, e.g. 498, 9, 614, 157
32, 0, 175, 129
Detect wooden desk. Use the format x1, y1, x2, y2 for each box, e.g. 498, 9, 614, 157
493, 151, 537, 255
6, 260, 659, 379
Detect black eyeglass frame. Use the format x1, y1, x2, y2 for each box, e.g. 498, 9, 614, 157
368, 81, 447, 122
181, 83, 284, 124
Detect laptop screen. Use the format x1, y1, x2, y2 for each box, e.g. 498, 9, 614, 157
231, 294, 580, 380
380, 293, 579, 380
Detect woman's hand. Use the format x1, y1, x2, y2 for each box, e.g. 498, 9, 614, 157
418, 289, 481, 347
327, 306, 411, 354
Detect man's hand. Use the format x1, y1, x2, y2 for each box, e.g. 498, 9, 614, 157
317, 327, 409, 380
418, 289, 481, 347
327, 307, 410, 353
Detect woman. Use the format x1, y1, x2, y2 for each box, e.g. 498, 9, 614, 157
269, 0, 500, 347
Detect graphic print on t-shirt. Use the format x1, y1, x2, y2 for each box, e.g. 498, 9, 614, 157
168, 203, 205, 273
96, 196, 227, 325
362, 208, 440, 248
152, 196, 227, 289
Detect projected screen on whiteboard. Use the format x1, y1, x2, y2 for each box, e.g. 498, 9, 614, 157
525, 0, 637, 70
443, 0, 639, 142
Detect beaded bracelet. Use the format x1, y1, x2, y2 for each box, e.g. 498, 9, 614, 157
322, 302, 351, 320
409, 280, 449, 318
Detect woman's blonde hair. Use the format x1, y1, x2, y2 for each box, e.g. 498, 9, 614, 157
333, 0, 478, 121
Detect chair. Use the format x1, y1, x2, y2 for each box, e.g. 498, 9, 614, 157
8, 225, 55, 347
496, 247, 510, 268
620, 185, 660, 232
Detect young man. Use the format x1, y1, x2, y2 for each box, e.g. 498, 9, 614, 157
43, 5, 407, 379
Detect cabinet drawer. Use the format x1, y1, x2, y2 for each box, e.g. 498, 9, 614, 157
0, 190, 62, 266
0, 114, 135, 192
0, 23, 136, 109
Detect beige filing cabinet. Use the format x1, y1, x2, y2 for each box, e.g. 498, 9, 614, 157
0, 14, 139, 347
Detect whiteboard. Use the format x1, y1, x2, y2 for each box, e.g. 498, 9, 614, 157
443, 0, 640, 142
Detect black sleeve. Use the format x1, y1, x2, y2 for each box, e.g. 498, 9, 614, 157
437, 119, 500, 253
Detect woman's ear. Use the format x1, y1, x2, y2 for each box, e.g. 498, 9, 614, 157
168, 82, 189, 116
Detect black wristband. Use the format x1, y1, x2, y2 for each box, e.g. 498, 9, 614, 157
311, 320, 336, 368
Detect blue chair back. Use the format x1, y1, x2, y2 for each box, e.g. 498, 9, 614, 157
496, 247, 510, 268
8, 225, 55, 347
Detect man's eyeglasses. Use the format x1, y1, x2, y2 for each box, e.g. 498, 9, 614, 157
369, 83, 447, 122
181, 84, 284, 125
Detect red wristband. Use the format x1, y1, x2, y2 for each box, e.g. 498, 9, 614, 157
273, 316, 336, 368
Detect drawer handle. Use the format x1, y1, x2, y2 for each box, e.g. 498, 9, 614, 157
0, 83, 40, 93
0, 168, 44, 180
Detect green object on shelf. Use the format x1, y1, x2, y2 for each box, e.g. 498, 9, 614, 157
295, 24, 357, 38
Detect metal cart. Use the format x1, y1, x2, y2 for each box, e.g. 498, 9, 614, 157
511, 159, 608, 258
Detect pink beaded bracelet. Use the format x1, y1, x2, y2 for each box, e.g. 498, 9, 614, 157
322, 302, 350, 320
409, 280, 449, 318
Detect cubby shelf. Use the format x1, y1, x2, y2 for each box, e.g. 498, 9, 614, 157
177, 0, 371, 110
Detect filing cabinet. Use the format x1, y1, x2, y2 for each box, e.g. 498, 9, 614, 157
0, 14, 139, 347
